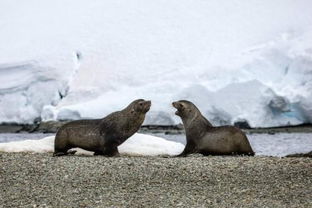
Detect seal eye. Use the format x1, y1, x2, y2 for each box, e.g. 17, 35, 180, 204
179, 103, 184, 110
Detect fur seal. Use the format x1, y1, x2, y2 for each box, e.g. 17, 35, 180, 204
53, 99, 151, 157
172, 100, 254, 156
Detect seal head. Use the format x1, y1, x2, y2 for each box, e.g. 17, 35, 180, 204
172, 100, 199, 120
131, 99, 151, 113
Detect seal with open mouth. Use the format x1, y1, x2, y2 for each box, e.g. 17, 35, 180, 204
172, 100, 254, 156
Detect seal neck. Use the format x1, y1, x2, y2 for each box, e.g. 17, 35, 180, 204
183, 112, 213, 140
120, 109, 146, 137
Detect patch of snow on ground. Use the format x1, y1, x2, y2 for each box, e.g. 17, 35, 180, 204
1, 133, 311, 157
0, 133, 184, 156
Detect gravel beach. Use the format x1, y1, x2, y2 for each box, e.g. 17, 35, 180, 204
0, 153, 311, 208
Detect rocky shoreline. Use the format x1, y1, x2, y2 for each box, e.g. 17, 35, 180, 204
1, 121, 312, 134
0, 153, 311, 207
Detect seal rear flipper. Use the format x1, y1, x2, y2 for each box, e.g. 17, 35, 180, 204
53, 152, 67, 157
67, 150, 77, 155
53, 149, 75, 157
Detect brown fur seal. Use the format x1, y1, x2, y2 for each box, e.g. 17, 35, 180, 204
172, 100, 254, 156
53, 99, 151, 157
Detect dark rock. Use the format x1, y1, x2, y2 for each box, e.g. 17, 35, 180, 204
234, 120, 251, 129
0, 125, 23, 133
285, 151, 312, 158
37, 121, 70, 133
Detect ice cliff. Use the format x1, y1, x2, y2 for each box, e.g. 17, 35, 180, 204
0, 0, 311, 127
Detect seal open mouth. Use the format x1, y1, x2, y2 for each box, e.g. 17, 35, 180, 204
172, 102, 180, 115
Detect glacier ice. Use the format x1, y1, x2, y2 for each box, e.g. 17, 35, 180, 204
0, 61, 72, 124
0, 1, 312, 127
45, 31, 312, 128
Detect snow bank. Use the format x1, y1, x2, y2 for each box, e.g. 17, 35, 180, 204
0, 133, 184, 156
0, 52, 80, 124
47, 30, 312, 127
118, 134, 184, 156
0, 136, 55, 153
0, 1, 312, 127
0, 62, 68, 123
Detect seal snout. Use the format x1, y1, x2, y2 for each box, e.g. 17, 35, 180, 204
145, 100, 152, 110
140, 100, 151, 113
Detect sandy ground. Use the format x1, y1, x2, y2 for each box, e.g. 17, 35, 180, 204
0, 153, 311, 208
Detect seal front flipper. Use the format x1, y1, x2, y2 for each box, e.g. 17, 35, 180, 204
175, 139, 197, 157
175, 153, 187, 157
67, 150, 77, 155
161, 154, 172, 158
94, 146, 119, 157
94, 151, 104, 156
176, 144, 196, 157
176, 148, 189, 157
103, 146, 120, 157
